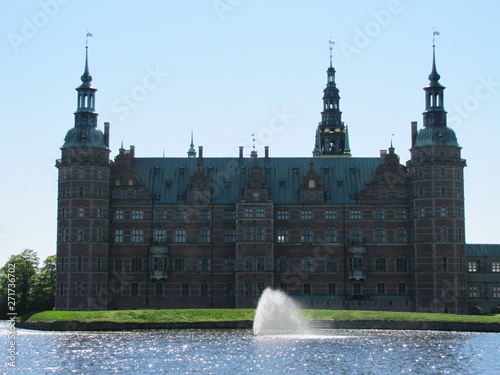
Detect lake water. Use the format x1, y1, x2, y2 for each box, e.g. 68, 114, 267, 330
2, 322, 499, 374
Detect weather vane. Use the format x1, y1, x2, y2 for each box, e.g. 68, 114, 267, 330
329, 37, 335, 66
432, 28, 440, 46
86, 29, 93, 47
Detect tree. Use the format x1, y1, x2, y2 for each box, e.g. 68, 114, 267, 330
0, 249, 39, 316
31, 255, 56, 312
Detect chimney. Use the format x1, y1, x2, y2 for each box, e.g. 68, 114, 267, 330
411, 121, 418, 148
198, 146, 203, 160
104, 122, 110, 148
265, 146, 269, 160
380, 150, 387, 158
239, 146, 243, 159
130, 145, 135, 159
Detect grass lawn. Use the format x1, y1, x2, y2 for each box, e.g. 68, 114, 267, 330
21, 309, 500, 324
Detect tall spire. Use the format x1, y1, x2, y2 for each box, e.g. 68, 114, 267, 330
187, 130, 196, 157
313, 39, 350, 157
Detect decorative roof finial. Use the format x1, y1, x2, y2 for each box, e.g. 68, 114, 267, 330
81, 30, 93, 86
328, 37, 335, 67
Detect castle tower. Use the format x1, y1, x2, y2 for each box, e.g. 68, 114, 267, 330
313, 40, 351, 157
407, 45, 467, 313
55, 46, 111, 310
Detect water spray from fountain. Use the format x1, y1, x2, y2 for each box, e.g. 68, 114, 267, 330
253, 287, 310, 336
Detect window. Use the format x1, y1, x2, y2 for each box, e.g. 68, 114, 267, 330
77, 256, 83, 271
151, 257, 167, 271
154, 229, 166, 243
96, 227, 103, 242
301, 228, 313, 243
114, 258, 122, 272
418, 207, 425, 218
398, 282, 407, 295
276, 229, 289, 243
77, 207, 85, 218
256, 208, 265, 218
199, 258, 211, 272
244, 282, 253, 296
225, 282, 235, 296
441, 227, 448, 242
155, 283, 163, 296
277, 210, 289, 220
395, 209, 407, 219
349, 256, 364, 271
244, 208, 253, 218
181, 282, 190, 296
301, 257, 315, 272
224, 228, 236, 243
131, 210, 144, 220
131, 229, 143, 242
442, 256, 448, 271
154, 210, 166, 220
468, 260, 479, 272
276, 257, 289, 272
113, 190, 122, 199
76, 282, 82, 296
353, 282, 362, 295
326, 257, 338, 272
223, 258, 235, 272
132, 258, 143, 272
224, 210, 236, 220
468, 285, 480, 298
200, 283, 210, 297
350, 228, 362, 243
256, 257, 265, 271
377, 282, 386, 295
174, 209, 186, 220
396, 257, 408, 272
303, 283, 311, 295
244, 227, 253, 241
350, 209, 362, 220
397, 189, 407, 199
374, 229, 386, 243
96, 207, 102, 218
61, 227, 68, 242
440, 187, 446, 197
492, 261, 500, 272
174, 228, 186, 242
127, 191, 136, 200
325, 210, 337, 220
325, 228, 337, 243
493, 286, 500, 298
198, 210, 211, 220
79, 187, 84, 198
378, 189, 388, 199
256, 227, 265, 241
173, 258, 185, 272
301, 210, 313, 220
198, 228, 211, 243
395, 228, 408, 243
114, 229, 124, 243
244, 256, 253, 271
375, 258, 386, 271
114, 210, 124, 220
374, 209, 386, 220
328, 283, 336, 295
77, 227, 84, 241
418, 188, 425, 198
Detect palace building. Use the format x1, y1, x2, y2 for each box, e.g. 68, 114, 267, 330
56, 44, 484, 314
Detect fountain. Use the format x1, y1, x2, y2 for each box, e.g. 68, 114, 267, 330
253, 288, 310, 336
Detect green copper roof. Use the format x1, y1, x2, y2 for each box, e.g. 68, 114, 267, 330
413, 126, 459, 147
62, 125, 107, 149
467, 244, 500, 257
133, 156, 385, 204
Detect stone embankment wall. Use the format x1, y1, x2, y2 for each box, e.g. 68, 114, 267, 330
17, 320, 500, 332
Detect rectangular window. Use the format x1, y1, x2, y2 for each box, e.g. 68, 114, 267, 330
225, 282, 234, 296
398, 282, 407, 295
350, 228, 362, 243
395, 209, 407, 219
492, 286, 500, 298
132, 258, 143, 272
301, 210, 313, 220
131, 229, 143, 242
79, 187, 84, 198
130, 281, 139, 296
181, 282, 190, 297
198, 229, 211, 243
276, 229, 289, 243
378, 189, 388, 199
325, 210, 337, 220
350, 209, 362, 220
276, 257, 289, 272
277, 210, 289, 220
223, 258, 235, 272
77, 227, 83, 241
114, 229, 124, 243
155, 282, 163, 296
224, 210, 236, 220
96, 226, 103, 242
397, 189, 407, 199
131, 210, 144, 220
375, 258, 386, 271
374, 229, 386, 243
173, 258, 185, 272
395, 228, 408, 243
199, 258, 212, 272
325, 229, 337, 243
224, 228, 236, 243
77, 256, 83, 271
113, 190, 122, 199
154, 210, 166, 220
114, 210, 124, 220
441, 227, 448, 242
76, 282, 82, 296
377, 282, 386, 295
114, 258, 122, 272
440, 187, 446, 197
492, 261, 500, 272
374, 209, 386, 220
468, 260, 479, 272
326, 257, 338, 272
200, 283, 210, 297
244, 208, 253, 218
301, 229, 313, 243
442, 256, 448, 271
174, 228, 186, 243
256, 227, 265, 241
396, 258, 408, 272
468, 285, 480, 298
198, 210, 211, 220
256, 256, 265, 272
151, 257, 167, 271
244, 227, 254, 241
303, 283, 311, 295
78, 207, 85, 218
174, 209, 186, 220
328, 283, 336, 295
256, 208, 265, 218
154, 229, 166, 243
127, 191, 136, 200
353, 282, 362, 295
96, 207, 102, 218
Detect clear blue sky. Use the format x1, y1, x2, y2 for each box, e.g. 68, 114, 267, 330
1, 0, 499, 266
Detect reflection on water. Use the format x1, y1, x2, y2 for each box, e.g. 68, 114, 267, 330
2, 322, 499, 374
